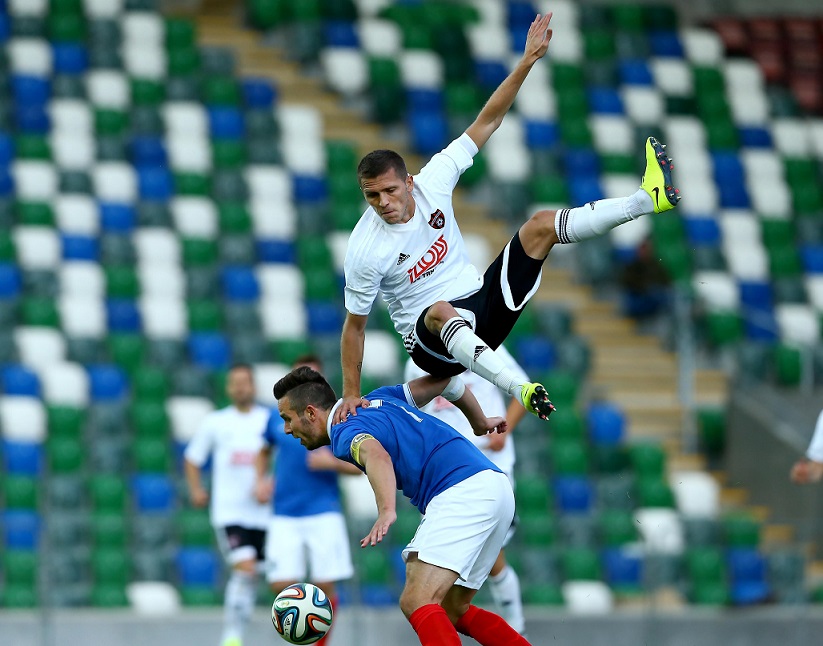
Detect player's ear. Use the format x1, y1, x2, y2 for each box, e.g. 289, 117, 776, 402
406, 173, 413, 191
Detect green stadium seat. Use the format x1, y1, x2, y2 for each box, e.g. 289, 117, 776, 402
519, 511, 557, 547
773, 344, 802, 387
628, 442, 666, 478
49, 11, 86, 42
598, 509, 638, 547
522, 583, 564, 605
130, 401, 170, 438
48, 437, 84, 474
600, 153, 638, 175
4, 475, 38, 510
212, 140, 246, 169
271, 338, 314, 365
635, 476, 675, 508
92, 512, 128, 549
95, 109, 129, 136
203, 76, 240, 106
47, 405, 85, 438
90, 475, 127, 512
550, 439, 589, 475
703, 311, 743, 347
131, 79, 166, 107
515, 475, 551, 513
92, 548, 132, 587
1, 584, 38, 608
188, 299, 223, 330
697, 408, 726, 459
542, 374, 580, 412
178, 509, 215, 547
108, 333, 146, 374
175, 172, 211, 196
3, 550, 38, 586
356, 548, 392, 584
132, 367, 170, 403
560, 547, 601, 581
690, 580, 729, 606
133, 438, 171, 473
391, 507, 421, 546
91, 584, 129, 607
218, 202, 252, 234
16, 201, 54, 226
686, 547, 725, 584
166, 17, 197, 49
181, 586, 221, 606
723, 513, 760, 548
15, 134, 51, 160
21, 297, 60, 327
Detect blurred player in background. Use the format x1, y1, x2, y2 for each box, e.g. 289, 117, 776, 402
255, 355, 361, 646
337, 12, 680, 425
274, 366, 532, 646
790, 408, 823, 484
184, 364, 271, 646
405, 345, 528, 636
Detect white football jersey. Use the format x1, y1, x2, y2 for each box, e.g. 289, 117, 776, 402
344, 134, 483, 336
184, 405, 272, 529
404, 349, 526, 478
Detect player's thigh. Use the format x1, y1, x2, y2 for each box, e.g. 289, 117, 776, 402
403, 470, 515, 590
264, 516, 308, 582
216, 525, 265, 567
304, 512, 354, 582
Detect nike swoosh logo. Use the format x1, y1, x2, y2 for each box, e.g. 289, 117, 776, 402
652, 186, 660, 208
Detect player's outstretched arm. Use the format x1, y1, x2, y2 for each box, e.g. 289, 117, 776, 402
465, 13, 553, 150
337, 312, 370, 424
254, 445, 274, 503
307, 447, 364, 475
453, 386, 508, 437
356, 438, 398, 547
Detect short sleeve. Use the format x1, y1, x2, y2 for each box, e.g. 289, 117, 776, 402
366, 384, 415, 407
416, 134, 477, 194
344, 245, 381, 316
183, 415, 215, 467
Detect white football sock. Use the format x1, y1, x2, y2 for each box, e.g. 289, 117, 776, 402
440, 317, 524, 400
489, 564, 526, 634
221, 570, 257, 643
555, 189, 654, 244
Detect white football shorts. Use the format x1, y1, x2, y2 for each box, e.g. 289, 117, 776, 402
402, 469, 515, 590
265, 511, 354, 584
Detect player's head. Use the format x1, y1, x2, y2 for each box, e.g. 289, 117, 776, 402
292, 353, 323, 374
226, 363, 255, 409
357, 149, 415, 225
274, 366, 337, 449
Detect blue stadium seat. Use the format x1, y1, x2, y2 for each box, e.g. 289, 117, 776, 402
188, 332, 231, 370
0, 14, 9, 43
588, 87, 624, 113
0, 133, 13, 165
554, 475, 594, 513
52, 44, 88, 75
176, 547, 220, 586
684, 217, 721, 246
408, 110, 448, 155
515, 336, 556, 374
87, 364, 129, 401
602, 547, 643, 588
137, 165, 174, 201
406, 89, 444, 112
133, 474, 175, 512
727, 548, 769, 605
648, 31, 684, 58
738, 127, 772, 148
743, 310, 778, 342
106, 299, 142, 333
800, 245, 823, 273
208, 107, 245, 139
619, 60, 654, 86
1, 510, 40, 549
717, 181, 750, 209
221, 266, 259, 301
739, 281, 774, 311
15, 105, 51, 133
12, 75, 51, 106
587, 402, 625, 445
130, 136, 168, 167
0, 167, 12, 196
508, 1, 537, 31
241, 79, 276, 109
307, 301, 343, 335
475, 61, 508, 90
569, 176, 604, 205
564, 149, 601, 176
2, 440, 42, 476
324, 21, 359, 48
524, 120, 559, 149
256, 240, 295, 264
100, 203, 137, 233
2, 365, 41, 397
292, 175, 328, 203
711, 152, 745, 185
360, 584, 398, 607
62, 234, 100, 261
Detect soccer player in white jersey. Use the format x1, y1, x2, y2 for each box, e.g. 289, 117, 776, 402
184, 364, 271, 646
405, 347, 529, 635
335, 12, 680, 425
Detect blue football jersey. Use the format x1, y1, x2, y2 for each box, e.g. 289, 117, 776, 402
329, 384, 500, 513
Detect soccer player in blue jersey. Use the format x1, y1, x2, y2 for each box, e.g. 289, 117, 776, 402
255, 355, 361, 646
273, 366, 531, 646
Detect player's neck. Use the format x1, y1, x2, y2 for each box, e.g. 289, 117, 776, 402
233, 403, 254, 413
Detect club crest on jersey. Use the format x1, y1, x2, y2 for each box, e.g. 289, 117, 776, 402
408, 235, 448, 284
428, 209, 445, 229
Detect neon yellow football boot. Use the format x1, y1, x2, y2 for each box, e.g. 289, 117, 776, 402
640, 136, 681, 213
521, 383, 556, 421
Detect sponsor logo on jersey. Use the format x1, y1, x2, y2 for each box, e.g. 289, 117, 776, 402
396, 252, 410, 265
407, 235, 448, 283
428, 209, 446, 229
230, 451, 258, 465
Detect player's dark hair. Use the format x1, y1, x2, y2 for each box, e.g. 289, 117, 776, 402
229, 363, 254, 378
274, 366, 337, 411
357, 149, 408, 184
292, 353, 322, 370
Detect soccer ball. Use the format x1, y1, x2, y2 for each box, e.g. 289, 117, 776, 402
271, 583, 333, 645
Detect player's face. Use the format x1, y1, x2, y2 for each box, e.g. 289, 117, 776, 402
360, 169, 415, 225
278, 397, 325, 450
226, 367, 255, 408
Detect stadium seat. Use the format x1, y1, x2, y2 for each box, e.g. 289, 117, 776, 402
176, 547, 220, 587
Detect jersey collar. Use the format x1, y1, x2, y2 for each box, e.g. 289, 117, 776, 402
327, 399, 344, 435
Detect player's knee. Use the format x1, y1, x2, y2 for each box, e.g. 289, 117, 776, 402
399, 586, 432, 619
423, 301, 454, 333
527, 209, 559, 245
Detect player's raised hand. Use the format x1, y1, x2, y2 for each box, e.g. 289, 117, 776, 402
360, 510, 397, 548
791, 458, 823, 484
472, 415, 508, 437
523, 13, 553, 64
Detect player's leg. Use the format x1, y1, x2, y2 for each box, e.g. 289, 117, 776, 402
524, 136, 680, 258
265, 515, 306, 595
401, 555, 463, 646
216, 526, 262, 646
487, 550, 526, 635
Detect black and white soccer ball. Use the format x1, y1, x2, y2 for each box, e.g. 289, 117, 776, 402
271, 583, 333, 645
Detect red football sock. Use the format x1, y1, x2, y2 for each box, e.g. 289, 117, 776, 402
408, 604, 462, 646
314, 594, 337, 646
455, 605, 531, 646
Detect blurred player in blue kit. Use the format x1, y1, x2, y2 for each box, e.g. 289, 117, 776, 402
274, 366, 532, 646
255, 355, 362, 646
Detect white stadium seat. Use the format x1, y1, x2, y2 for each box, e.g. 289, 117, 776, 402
122, 45, 167, 80
281, 140, 327, 175
245, 165, 292, 202
167, 396, 215, 443
321, 48, 369, 98
467, 24, 510, 61
399, 50, 444, 89
0, 396, 46, 442
463, 232, 492, 270
163, 102, 209, 137
49, 100, 93, 134
54, 195, 100, 235
591, 115, 633, 154
7, 38, 52, 75
277, 105, 323, 143
51, 132, 96, 170
328, 231, 351, 275
728, 88, 770, 126
776, 304, 820, 346
86, 70, 130, 109
609, 215, 651, 255
249, 198, 297, 239
621, 86, 664, 125
651, 58, 693, 96
59, 261, 105, 298
692, 271, 740, 310
805, 276, 823, 312
486, 142, 531, 182
122, 12, 165, 45
562, 581, 614, 614
664, 117, 708, 152
252, 363, 290, 407
126, 582, 181, 616
362, 330, 400, 379
133, 227, 182, 265
9, 0, 47, 16
59, 295, 107, 338
170, 197, 219, 239
353, 0, 392, 18
809, 119, 823, 159
39, 361, 90, 406
14, 226, 61, 270
14, 327, 66, 369
634, 507, 685, 555
771, 119, 813, 158
12, 161, 58, 200
93, 162, 137, 202
83, 0, 124, 18
166, 134, 211, 172
140, 297, 187, 339
357, 18, 402, 57
514, 71, 556, 120
259, 298, 308, 339
138, 263, 186, 299
671, 470, 720, 518
543, 27, 583, 63
724, 242, 769, 281
681, 28, 724, 65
